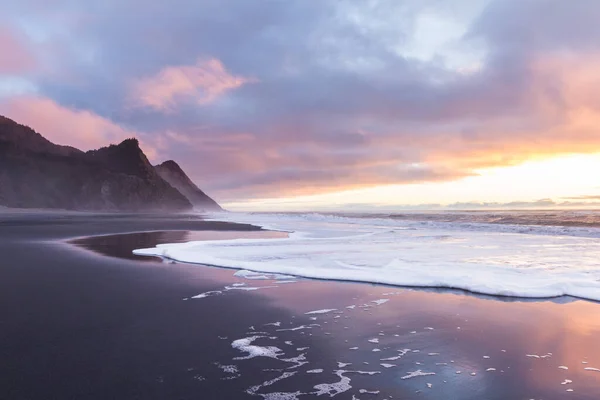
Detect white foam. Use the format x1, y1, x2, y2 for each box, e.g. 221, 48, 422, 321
401, 370, 436, 380
217, 364, 238, 374
134, 212, 600, 301
371, 299, 389, 306
246, 371, 298, 398
380, 349, 411, 361
359, 389, 380, 394
380, 363, 396, 368
277, 324, 319, 332
234, 269, 296, 281
584, 367, 600, 372
313, 370, 352, 397
232, 336, 282, 360
191, 284, 276, 299
305, 309, 337, 315
307, 369, 323, 374
191, 290, 222, 299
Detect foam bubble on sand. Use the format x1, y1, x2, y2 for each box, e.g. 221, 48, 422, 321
215, 363, 238, 374
277, 324, 319, 332
359, 389, 380, 394
246, 371, 298, 397
191, 284, 277, 299
371, 299, 389, 306
368, 338, 379, 344
346, 305, 356, 309
559, 366, 569, 370
191, 290, 222, 299
562, 379, 573, 385
234, 270, 296, 281
486, 368, 496, 372
585, 367, 600, 372
261, 393, 304, 400
135, 212, 600, 301
225, 286, 266, 291
313, 370, 352, 397
282, 353, 308, 369
232, 336, 282, 360
401, 370, 436, 380
305, 309, 337, 315
381, 349, 411, 361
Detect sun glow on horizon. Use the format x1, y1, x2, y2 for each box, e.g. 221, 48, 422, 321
223, 153, 600, 211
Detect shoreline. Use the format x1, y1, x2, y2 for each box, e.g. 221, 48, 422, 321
2, 212, 600, 399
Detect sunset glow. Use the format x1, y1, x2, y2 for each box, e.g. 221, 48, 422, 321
2, 1, 600, 210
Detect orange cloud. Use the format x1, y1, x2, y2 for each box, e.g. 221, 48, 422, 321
129, 58, 254, 112
0, 95, 158, 159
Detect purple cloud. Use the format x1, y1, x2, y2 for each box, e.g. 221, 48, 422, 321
2, 0, 600, 202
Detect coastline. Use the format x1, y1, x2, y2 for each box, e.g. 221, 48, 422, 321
1, 212, 600, 399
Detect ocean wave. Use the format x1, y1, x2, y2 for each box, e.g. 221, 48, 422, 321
133, 212, 600, 301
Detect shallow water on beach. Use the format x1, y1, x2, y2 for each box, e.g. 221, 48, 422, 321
70, 230, 287, 262
73, 230, 600, 399
134, 212, 600, 301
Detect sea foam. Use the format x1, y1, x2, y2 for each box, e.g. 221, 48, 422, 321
133, 212, 600, 301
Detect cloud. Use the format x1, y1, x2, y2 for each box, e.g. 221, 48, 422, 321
128, 58, 254, 112
561, 195, 600, 201
0, 27, 36, 74
0, 95, 157, 158
3, 0, 600, 201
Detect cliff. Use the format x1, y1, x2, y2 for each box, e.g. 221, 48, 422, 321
0, 116, 217, 212
155, 160, 222, 211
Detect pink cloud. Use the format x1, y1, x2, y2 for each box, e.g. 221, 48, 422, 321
0, 95, 158, 159
129, 58, 254, 112
0, 28, 36, 74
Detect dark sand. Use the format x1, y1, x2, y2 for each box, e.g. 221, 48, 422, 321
1, 212, 600, 399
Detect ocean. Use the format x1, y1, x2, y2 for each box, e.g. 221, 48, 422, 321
134, 210, 600, 301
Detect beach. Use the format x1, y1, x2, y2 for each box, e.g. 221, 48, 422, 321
1, 212, 600, 399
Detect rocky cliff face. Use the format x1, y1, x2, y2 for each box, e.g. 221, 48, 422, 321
155, 160, 222, 211
0, 116, 217, 212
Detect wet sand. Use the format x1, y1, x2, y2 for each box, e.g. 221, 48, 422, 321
1, 212, 600, 399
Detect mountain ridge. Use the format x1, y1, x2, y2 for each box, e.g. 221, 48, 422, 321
0, 115, 221, 212
155, 160, 222, 211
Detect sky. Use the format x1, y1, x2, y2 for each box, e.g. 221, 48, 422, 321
2, 0, 600, 211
